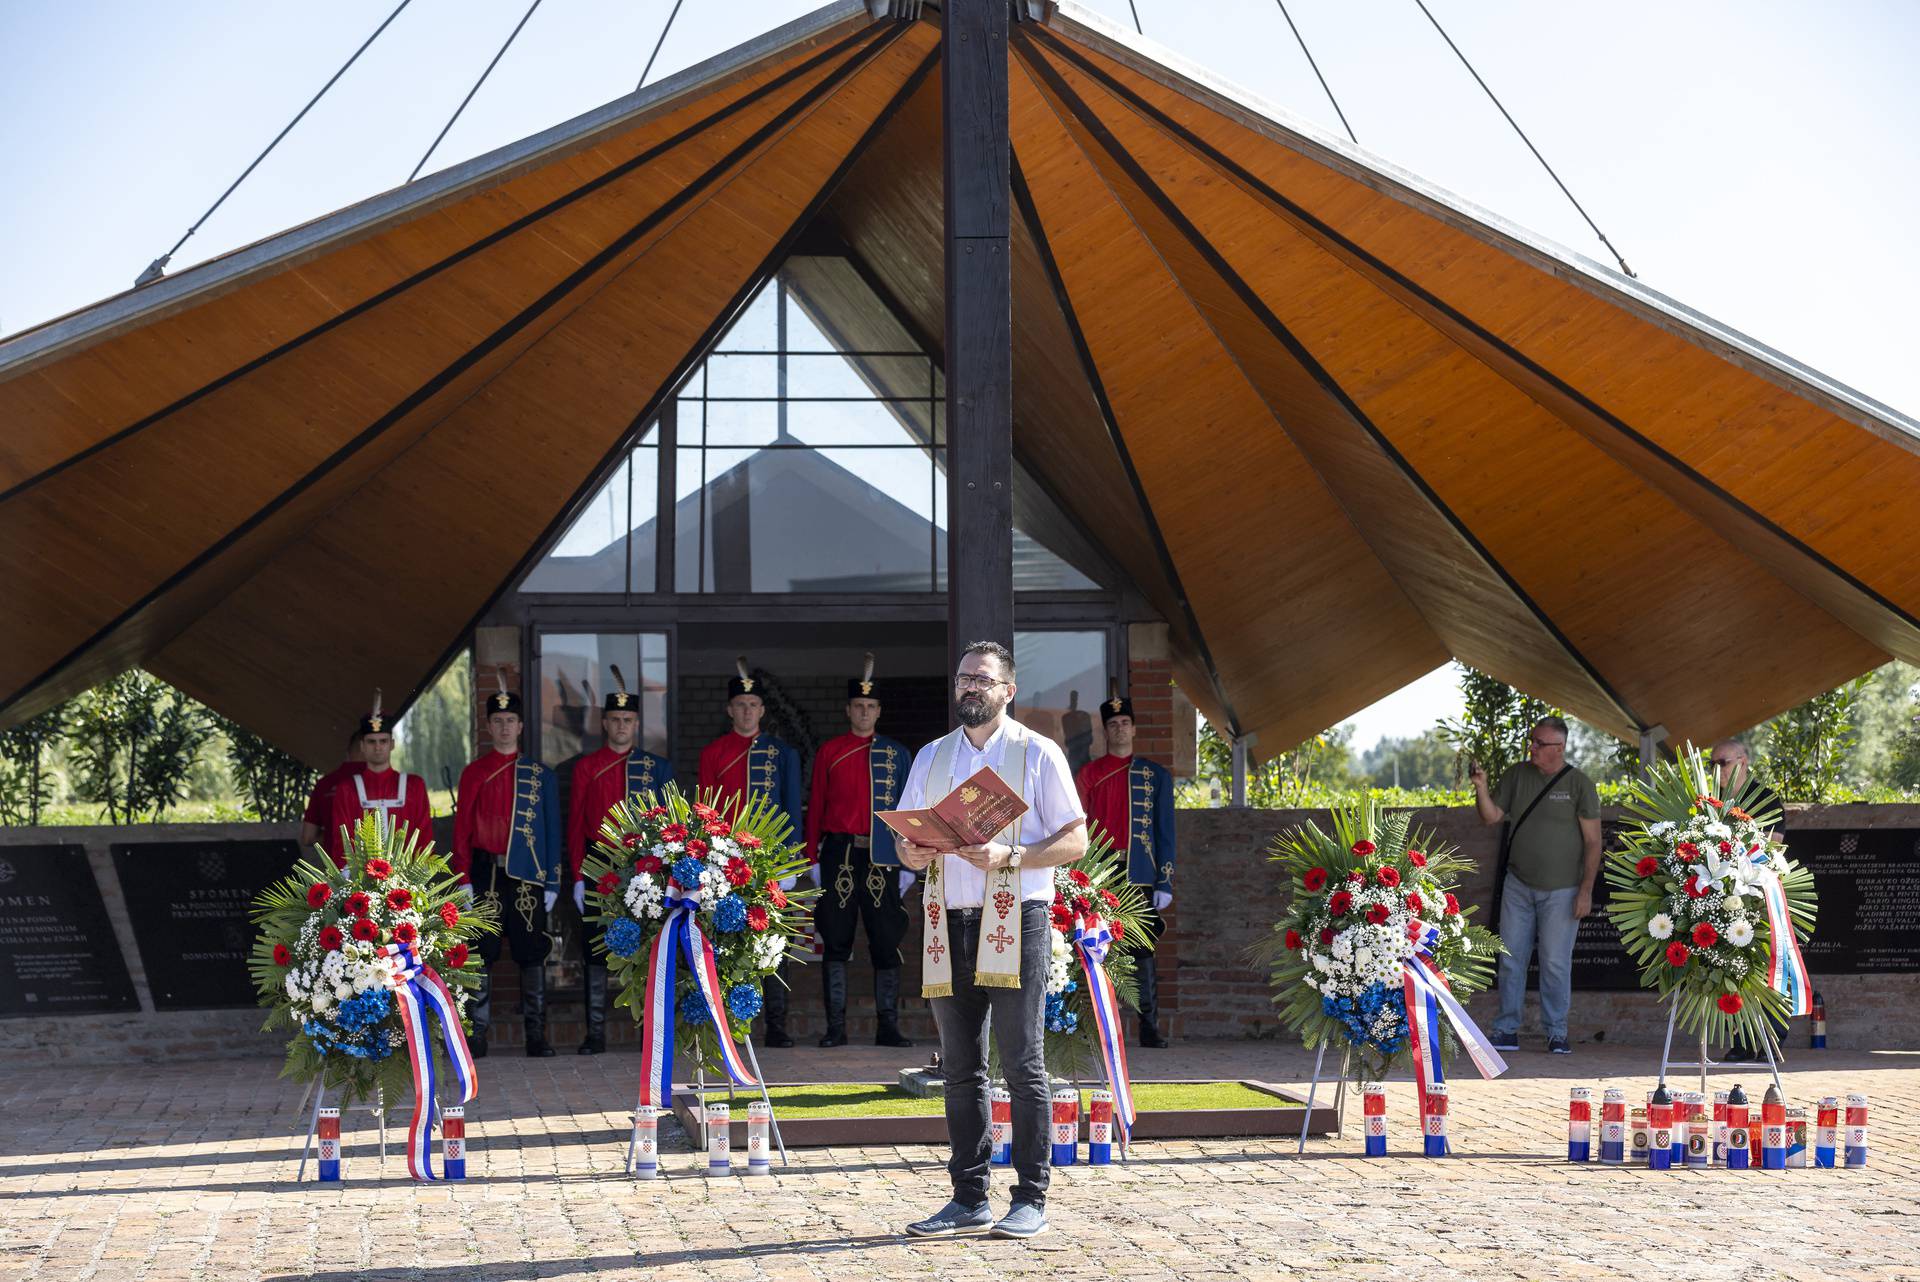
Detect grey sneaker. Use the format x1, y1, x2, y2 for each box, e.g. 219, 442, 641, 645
1491, 1033, 1520, 1052
989, 1202, 1049, 1239
905, 1200, 994, 1238
1547, 1035, 1572, 1055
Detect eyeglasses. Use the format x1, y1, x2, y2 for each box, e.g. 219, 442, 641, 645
1531, 737, 1566, 749
953, 675, 1010, 692
1709, 758, 1739, 769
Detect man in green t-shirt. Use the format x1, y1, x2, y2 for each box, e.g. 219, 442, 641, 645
1470, 716, 1602, 1055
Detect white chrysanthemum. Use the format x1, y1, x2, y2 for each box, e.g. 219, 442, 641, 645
1705, 821, 1732, 840
1311, 953, 1331, 972
1648, 821, 1676, 838
1726, 919, 1754, 947
1647, 913, 1675, 940
1331, 933, 1354, 960
311, 989, 333, 1012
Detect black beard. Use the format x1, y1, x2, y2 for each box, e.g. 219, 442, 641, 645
956, 694, 994, 727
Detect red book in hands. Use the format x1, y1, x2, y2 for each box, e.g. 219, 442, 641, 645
876, 766, 1028, 853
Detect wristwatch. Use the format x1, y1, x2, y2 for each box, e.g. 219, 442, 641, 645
1007, 844, 1025, 871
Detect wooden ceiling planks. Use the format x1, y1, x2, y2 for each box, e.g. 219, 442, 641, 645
0, 31, 896, 735
149, 23, 940, 764
1033, 22, 1900, 743
1009, 52, 1445, 752
0, 19, 880, 493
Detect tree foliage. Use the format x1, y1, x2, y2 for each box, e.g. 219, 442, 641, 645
1436, 666, 1560, 788
0, 703, 71, 825
1754, 675, 1872, 802
394, 651, 472, 796
67, 672, 212, 823
214, 714, 319, 822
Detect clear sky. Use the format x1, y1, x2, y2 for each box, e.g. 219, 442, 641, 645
5, 0, 1916, 747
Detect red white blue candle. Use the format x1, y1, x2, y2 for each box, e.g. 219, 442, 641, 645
705, 1102, 732, 1177
1712, 1091, 1729, 1165
1363, 1082, 1387, 1158
1648, 1086, 1674, 1171
1725, 1086, 1751, 1170
1786, 1106, 1807, 1168
1567, 1087, 1591, 1163
1599, 1088, 1626, 1164
633, 1105, 659, 1180
1683, 1092, 1710, 1168
990, 1087, 1012, 1166
1760, 1086, 1787, 1170
317, 1106, 342, 1182
1815, 1096, 1838, 1168
1630, 1107, 1650, 1163
746, 1101, 771, 1176
1422, 1083, 1449, 1158
1089, 1090, 1114, 1165
1810, 992, 1826, 1049
1051, 1089, 1079, 1166
441, 1106, 466, 1180
1845, 1094, 1869, 1167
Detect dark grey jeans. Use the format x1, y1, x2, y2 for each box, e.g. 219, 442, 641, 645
930, 900, 1051, 1209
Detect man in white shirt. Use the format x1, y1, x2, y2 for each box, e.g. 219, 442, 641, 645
896, 641, 1088, 1241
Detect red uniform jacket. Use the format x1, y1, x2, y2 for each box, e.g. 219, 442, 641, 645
326, 766, 432, 867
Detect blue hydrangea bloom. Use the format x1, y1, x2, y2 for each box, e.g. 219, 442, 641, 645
670, 856, 708, 889
606, 917, 644, 957
336, 988, 392, 1033
682, 988, 711, 1026
714, 894, 747, 933
727, 982, 763, 1020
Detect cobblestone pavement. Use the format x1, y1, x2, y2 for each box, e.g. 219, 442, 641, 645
2, 1041, 1915, 1281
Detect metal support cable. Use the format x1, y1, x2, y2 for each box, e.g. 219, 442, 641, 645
636, 0, 687, 91
135, 0, 416, 287
1125, 0, 1143, 35
1273, 0, 1356, 145
409, 0, 549, 183
1411, 0, 1635, 277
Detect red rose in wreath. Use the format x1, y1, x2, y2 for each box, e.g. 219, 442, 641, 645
447, 943, 470, 969
365, 858, 393, 881
766, 879, 789, 909
1069, 868, 1091, 887
1376, 866, 1401, 888
344, 891, 372, 919
1329, 890, 1353, 916
273, 943, 293, 965
1444, 893, 1460, 916
1717, 993, 1743, 1015
1284, 928, 1302, 950
391, 922, 418, 945
1109, 919, 1125, 942
1099, 889, 1119, 908
1676, 841, 1700, 859
1692, 922, 1719, 948
350, 918, 379, 943
1302, 867, 1329, 892
724, 858, 753, 888
1665, 941, 1692, 967
1635, 856, 1660, 877
737, 834, 763, 850
1365, 904, 1390, 926
1347, 871, 1366, 883
747, 906, 770, 932
1352, 840, 1377, 856
661, 824, 689, 842
1319, 927, 1335, 945
1072, 896, 1091, 916
439, 901, 460, 928
385, 887, 412, 911
1408, 850, 1428, 867
319, 925, 344, 952
306, 882, 332, 908
1404, 892, 1423, 915
686, 838, 709, 858
596, 872, 621, 896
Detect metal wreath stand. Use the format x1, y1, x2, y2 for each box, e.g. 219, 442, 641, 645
292, 1078, 395, 1181
1657, 990, 1786, 1101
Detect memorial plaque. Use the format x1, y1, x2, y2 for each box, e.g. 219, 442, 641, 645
1786, 828, 1920, 974
111, 840, 301, 1009
0, 844, 139, 1017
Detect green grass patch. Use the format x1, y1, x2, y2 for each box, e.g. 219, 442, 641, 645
730, 1081, 1298, 1119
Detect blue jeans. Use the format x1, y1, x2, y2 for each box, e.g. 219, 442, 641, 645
1494, 872, 1580, 1040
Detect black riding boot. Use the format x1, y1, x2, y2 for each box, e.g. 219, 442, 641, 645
469, 965, 493, 1058
578, 963, 608, 1054
874, 966, 913, 1048
522, 963, 555, 1057
818, 961, 849, 1047
1136, 950, 1169, 1048
762, 972, 794, 1048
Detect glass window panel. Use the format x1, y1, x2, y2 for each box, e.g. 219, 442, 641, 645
521, 457, 629, 593
535, 631, 669, 764
716, 280, 778, 352
1011, 629, 1108, 775
704, 401, 779, 448
933, 458, 948, 591
704, 352, 778, 400
1013, 528, 1100, 591
784, 352, 900, 401
674, 445, 707, 592
627, 446, 659, 595
787, 399, 934, 447
703, 447, 758, 593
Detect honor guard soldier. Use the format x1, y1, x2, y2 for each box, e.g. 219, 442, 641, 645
327, 691, 432, 864
454, 681, 563, 1058
567, 665, 675, 1054
806, 655, 914, 1048
699, 656, 803, 1047
301, 731, 364, 856
1074, 690, 1176, 1048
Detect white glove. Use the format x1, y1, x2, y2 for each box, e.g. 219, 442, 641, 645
808, 864, 822, 888
779, 875, 798, 892
1152, 890, 1173, 912
898, 870, 917, 897
544, 889, 559, 913
573, 881, 587, 914
457, 883, 474, 907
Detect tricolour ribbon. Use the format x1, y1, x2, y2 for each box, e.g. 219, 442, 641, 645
1069, 915, 1136, 1148
636, 883, 758, 1110
1401, 922, 1507, 1154
381, 941, 478, 1181
1755, 871, 1811, 1017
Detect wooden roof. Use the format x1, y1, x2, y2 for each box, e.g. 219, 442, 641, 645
4, 1, 1917, 763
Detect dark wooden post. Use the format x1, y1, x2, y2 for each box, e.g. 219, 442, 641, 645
943, 0, 1014, 672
